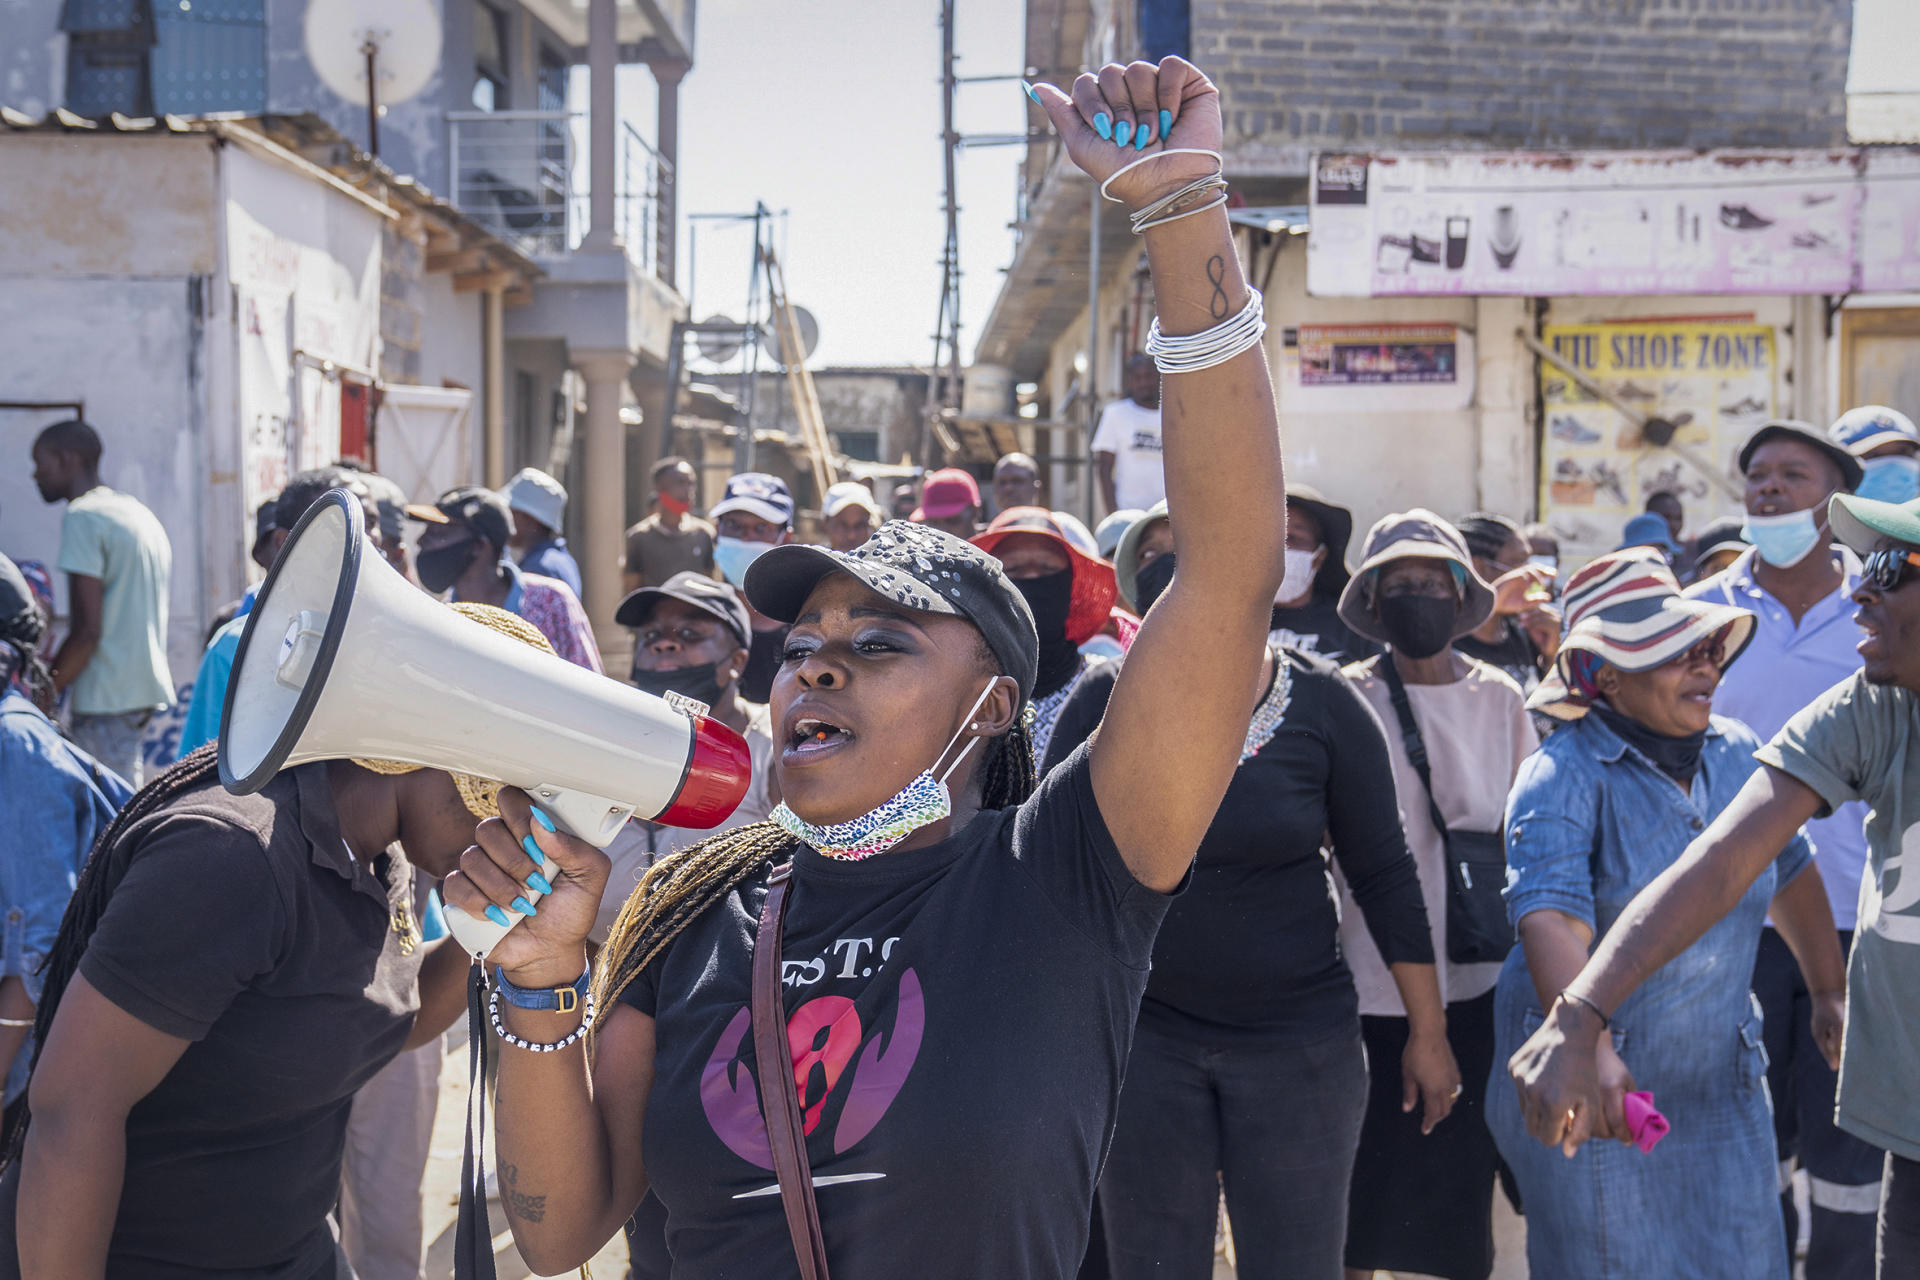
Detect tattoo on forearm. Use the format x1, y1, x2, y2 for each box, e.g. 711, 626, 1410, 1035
499, 1162, 548, 1223
1207, 255, 1229, 320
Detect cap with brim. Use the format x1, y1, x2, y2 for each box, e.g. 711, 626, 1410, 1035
1739, 419, 1864, 492
711, 472, 796, 528
405, 486, 514, 551
1829, 492, 1920, 557
1527, 547, 1755, 720
918, 469, 981, 520
1830, 405, 1920, 458
1287, 483, 1354, 599
743, 520, 1038, 702
1337, 509, 1495, 645
614, 570, 751, 646
970, 507, 1118, 646
822, 482, 883, 520
1113, 501, 1170, 613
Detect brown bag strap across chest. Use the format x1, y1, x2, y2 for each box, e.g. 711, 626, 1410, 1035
753, 862, 832, 1280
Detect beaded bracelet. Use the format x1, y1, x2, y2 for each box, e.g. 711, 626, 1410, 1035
1144, 288, 1267, 375
488, 983, 596, 1053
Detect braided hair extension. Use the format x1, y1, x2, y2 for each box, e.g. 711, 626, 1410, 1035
589, 710, 1038, 1036
1, 744, 223, 1169
0, 587, 53, 716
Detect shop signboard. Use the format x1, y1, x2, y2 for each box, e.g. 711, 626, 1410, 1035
1537, 318, 1774, 563
1309, 150, 1920, 298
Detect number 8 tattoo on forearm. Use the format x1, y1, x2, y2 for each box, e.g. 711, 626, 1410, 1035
1207, 255, 1229, 320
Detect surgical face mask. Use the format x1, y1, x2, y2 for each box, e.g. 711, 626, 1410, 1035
770, 680, 999, 861
1378, 594, 1456, 659
1742, 508, 1823, 569
415, 538, 478, 595
1275, 547, 1321, 606
630, 659, 727, 710
1857, 456, 1920, 506
714, 535, 776, 587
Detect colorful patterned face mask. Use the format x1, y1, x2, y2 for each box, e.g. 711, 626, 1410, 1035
770, 681, 999, 861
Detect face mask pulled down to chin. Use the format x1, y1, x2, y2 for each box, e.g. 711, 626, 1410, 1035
1741, 508, 1823, 569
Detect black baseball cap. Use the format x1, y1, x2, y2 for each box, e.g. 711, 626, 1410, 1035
742, 520, 1039, 703
1738, 420, 1864, 493
615, 571, 751, 646
405, 485, 513, 550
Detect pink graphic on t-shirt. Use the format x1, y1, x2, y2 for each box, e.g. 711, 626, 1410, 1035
698, 967, 926, 1169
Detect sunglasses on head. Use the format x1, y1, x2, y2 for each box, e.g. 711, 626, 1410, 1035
1863, 548, 1920, 592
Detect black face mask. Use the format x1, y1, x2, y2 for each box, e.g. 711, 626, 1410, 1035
1015, 569, 1081, 696
630, 659, 728, 709
416, 538, 478, 595
1378, 594, 1457, 659
1134, 553, 1176, 613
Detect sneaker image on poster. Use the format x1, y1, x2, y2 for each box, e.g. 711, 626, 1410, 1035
1721, 394, 1767, 417
1551, 415, 1602, 445
1720, 203, 1773, 230
1491, 205, 1521, 268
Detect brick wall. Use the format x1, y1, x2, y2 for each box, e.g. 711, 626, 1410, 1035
1193, 0, 1853, 171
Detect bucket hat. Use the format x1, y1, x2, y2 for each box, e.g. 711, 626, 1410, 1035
504, 467, 567, 532
1337, 509, 1495, 645
1618, 511, 1684, 559
970, 507, 1117, 646
1527, 547, 1755, 720
1287, 483, 1355, 599
1739, 419, 1864, 492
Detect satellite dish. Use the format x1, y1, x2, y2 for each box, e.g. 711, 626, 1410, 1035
787, 306, 821, 364
304, 0, 442, 158
696, 315, 744, 365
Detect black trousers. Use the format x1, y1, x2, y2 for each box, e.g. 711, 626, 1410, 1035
1878, 1153, 1920, 1279
1098, 1018, 1368, 1280
1754, 927, 1882, 1279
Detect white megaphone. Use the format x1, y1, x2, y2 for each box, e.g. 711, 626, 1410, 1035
220, 489, 752, 960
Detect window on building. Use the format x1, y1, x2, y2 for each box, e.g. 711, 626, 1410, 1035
473, 0, 507, 111
63, 0, 155, 116
833, 430, 881, 463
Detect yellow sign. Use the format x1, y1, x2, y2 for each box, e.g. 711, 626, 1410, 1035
1538, 320, 1776, 561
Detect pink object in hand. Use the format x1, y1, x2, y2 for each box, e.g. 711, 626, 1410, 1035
1623, 1091, 1670, 1153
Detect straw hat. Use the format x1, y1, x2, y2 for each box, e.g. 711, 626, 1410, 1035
1528, 547, 1755, 721
1337, 509, 1496, 646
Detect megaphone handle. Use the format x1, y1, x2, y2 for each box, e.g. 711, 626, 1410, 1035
443, 787, 636, 961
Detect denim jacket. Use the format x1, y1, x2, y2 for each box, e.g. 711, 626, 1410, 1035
0, 690, 133, 1099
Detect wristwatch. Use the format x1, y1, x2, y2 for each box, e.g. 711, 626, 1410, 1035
492, 965, 591, 1013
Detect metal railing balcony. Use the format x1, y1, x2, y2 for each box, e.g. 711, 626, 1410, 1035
447, 109, 673, 279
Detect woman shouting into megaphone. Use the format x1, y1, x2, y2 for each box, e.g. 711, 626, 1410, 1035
448, 55, 1287, 1277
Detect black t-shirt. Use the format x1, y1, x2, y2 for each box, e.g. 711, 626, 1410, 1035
620, 746, 1171, 1278
1453, 617, 1541, 697
1267, 594, 1380, 666
0, 765, 422, 1278
739, 625, 790, 705
1142, 649, 1430, 1042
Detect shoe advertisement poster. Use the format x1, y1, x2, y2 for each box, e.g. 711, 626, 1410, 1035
1307, 150, 1920, 298
1538, 320, 1774, 561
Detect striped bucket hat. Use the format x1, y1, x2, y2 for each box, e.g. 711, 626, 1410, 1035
1528, 547, 1755, 720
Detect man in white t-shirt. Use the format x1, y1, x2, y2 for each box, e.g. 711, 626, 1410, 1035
1091, 354, 1165, 513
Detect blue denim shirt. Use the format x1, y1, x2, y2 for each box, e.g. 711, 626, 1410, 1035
0, 690, 133, 1100
1487, 710, 1814, 1277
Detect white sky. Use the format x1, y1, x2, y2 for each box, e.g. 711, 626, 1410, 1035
619, 0, 1920, 370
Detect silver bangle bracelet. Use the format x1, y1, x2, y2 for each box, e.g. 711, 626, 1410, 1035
488, 984, 595, 1053
1129, 176, 1228, 234
1134, 189, 1230, 235
0, 1017, 33, 1029
1145, 288, 1267, 374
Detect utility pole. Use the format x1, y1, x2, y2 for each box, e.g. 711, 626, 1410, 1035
924, 0, 963, 466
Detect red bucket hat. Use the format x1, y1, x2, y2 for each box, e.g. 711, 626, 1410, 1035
971, 507, 1118, 646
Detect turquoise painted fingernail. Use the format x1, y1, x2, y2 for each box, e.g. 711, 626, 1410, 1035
1021, 80, 1041, 105
511, 896, 539, 917
1114, 120, 1133, 146
531, 807, 555, 832
1160, 108, 1172, 138
527, 872, 553, 895
1093, 112, 1111, 140
1136, 121, 1153, 150
521, 834, 547, 867
485, 904, 511, 927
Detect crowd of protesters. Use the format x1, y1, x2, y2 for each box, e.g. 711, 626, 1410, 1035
7, 58, 1920, 1280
